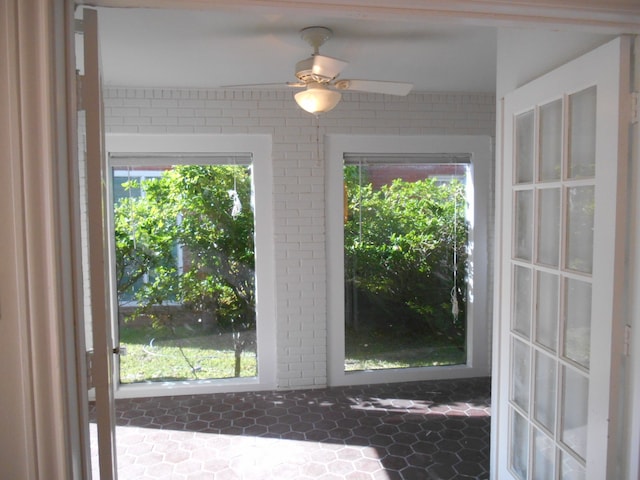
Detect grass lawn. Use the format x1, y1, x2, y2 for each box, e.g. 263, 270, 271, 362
344, 329, 465, 371
119, 326, 256, 383
118, 326, 465, 383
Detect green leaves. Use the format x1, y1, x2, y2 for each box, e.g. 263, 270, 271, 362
114, 164, 256, 333
344, 167, 468, 341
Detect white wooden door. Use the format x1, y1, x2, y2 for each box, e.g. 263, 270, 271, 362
82, 8, 118, 480
494, 37, 631, 479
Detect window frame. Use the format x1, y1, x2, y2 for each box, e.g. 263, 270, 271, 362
105, 134, 276, 398
326, 134, 493, 386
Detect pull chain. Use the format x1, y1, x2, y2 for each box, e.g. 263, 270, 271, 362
228, 161, 242, 219
315, 116, 321, 166
128, 166, 137, 248
451, 165, 459, 323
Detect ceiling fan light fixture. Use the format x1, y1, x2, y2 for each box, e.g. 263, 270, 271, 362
294, 83, 341, 115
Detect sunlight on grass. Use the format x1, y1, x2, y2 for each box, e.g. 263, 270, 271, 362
119, 327, 256, 383
344, 330, 465, 372
118, 326, 465, 382
345, 346, 465, 371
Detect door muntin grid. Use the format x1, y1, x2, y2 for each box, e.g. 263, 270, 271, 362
508, 88, 596, 479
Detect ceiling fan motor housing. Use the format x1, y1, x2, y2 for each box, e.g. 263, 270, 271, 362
295, 57, 333, 84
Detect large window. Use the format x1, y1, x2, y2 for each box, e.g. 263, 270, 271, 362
105, 134, 276, 397
326, 135, 492, 386
111, 161, 257, 384
343, 157, 471, 371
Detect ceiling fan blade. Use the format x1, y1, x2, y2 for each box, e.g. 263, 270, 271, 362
221, 82, 305, 89
312, 55, 348, 80
334, 79, 413, 96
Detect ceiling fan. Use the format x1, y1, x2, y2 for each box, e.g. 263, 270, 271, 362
225, 26, 413, 115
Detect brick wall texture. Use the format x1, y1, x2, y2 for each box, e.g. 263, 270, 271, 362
104, 87, 496, 389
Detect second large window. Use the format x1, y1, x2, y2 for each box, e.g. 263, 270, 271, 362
343, 155, 471, 372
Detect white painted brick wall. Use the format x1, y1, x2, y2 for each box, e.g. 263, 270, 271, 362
104, 87, 496, 389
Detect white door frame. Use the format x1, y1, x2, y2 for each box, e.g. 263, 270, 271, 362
626, 35, 640, 480
4, 0, 638, 478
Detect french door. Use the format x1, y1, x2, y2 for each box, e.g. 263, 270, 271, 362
494, 37, 631, 479
80, 8, 118, 480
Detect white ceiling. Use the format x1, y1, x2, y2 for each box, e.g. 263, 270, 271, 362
97, 7, 498, 93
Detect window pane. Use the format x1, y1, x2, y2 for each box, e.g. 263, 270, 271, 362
537, 188, 561, 267
539, 99, 563, 182
561, 367, 589, 460
112, 174, 146, 304
534, 350, 557, 432
510, 408, 529, 480
511, 338, 530, 413
535, 271, 559, 352
560, 450, 585, 480
533, 428, 555, 480
568, 87, 597, 179
565, 186, 595, 274
343, 162, 469, 371
563, 278, 592, 369
515, 110, 535, 184
514, 190, 534, 261
113, 164, 258, 383
513, 265, 532, 339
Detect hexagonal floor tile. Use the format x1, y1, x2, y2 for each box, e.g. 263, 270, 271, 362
89, 377, 491, 479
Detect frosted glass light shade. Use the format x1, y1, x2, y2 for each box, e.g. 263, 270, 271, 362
294, 84, 341, 114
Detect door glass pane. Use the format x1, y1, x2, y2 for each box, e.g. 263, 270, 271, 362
565, 186, 595, 274
561, 367, 589, 459
568, 87, 597, 179
534, 350, 557, 432
513, 265, 532, 338
343, 162, 469, 371
537, 188, 561, 266
535, 271, 559, 351
539, 99, 563, 182
514, 190, 534, 261
511, 338, 530, 412
563, 278, 592, 369
533, 428, 555, 480
560, 450, 586, 480
515, 110, 535, 184
113, 163, 258, 383
510, 408, 529, 480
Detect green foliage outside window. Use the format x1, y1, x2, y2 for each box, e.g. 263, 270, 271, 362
344, 165, 468, 349
114, 164, 255, 378
113, 163, 469, 380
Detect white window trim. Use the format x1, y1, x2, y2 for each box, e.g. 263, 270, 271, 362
326, 134, 493, 386
105, 133, 276, 398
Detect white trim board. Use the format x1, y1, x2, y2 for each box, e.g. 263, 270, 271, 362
90, 1, 640, 33
325, 134, 493, 387
104, 133, 277, 398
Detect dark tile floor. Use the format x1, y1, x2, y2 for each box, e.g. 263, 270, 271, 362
90, 377, 491, 479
